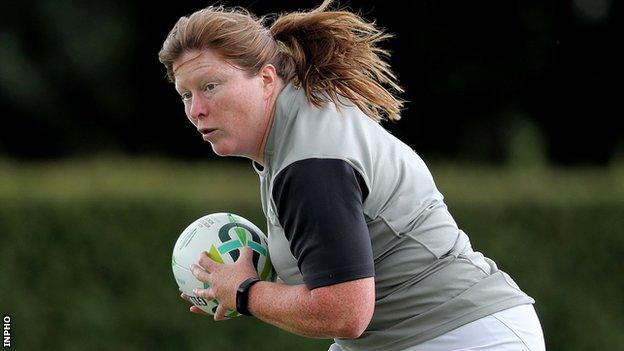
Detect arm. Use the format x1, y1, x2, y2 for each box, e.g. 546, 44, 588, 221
253, 159, 375, 338
189, 248, 375, 338
189, 159, 375, 337
248, 277, 375, 338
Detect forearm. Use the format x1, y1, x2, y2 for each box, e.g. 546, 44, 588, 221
246, 281, 355, 338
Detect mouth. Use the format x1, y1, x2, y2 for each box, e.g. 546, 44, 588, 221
199, 128, 217, 141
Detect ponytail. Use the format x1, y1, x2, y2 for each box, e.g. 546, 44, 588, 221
269, 0, 404, 121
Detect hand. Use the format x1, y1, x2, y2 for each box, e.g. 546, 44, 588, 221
179, 290, 209, 316
190, 247, 258, 320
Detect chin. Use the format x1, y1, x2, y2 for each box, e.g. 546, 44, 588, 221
210, 142, 236, 158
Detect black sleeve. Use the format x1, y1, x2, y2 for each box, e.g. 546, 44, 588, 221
272, 158, 374, 290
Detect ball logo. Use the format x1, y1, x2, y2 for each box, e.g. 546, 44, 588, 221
217, 220, 263, 261
188, 296, 209, 306
206, 214, 274, 281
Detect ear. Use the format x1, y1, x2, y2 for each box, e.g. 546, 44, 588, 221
259, 64, 279, 98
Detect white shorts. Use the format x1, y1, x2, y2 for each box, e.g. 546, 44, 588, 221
328, 304, 546, 351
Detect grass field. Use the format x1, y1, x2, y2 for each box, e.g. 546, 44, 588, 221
1, 157, 622, 203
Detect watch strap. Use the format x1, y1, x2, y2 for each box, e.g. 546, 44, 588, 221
236, 277, 261, 316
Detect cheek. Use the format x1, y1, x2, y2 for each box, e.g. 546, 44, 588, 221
215, 83, 265, 138
235, 90, 265, 122
183, 104, 195, 125
220, 93, 258, 125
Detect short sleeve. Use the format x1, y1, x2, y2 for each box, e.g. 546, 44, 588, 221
272, 158, 374, 290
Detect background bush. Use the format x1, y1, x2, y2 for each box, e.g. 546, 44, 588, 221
1, 158, 622, 350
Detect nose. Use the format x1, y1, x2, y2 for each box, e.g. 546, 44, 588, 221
188, 94, 208, 123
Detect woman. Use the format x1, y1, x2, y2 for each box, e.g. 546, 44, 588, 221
158, 1, 546, 350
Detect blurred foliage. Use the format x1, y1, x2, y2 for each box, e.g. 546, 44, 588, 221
0, 158, 623, 350
1, 157, 621, 204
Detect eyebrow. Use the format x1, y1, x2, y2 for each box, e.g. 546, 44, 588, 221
175, 68, 226, 92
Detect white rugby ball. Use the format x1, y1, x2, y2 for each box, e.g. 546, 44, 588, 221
172, 212, 275, 317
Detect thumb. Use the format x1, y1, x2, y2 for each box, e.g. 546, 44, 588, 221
240, 246, 254, 264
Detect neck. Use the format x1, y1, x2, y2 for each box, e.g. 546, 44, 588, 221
253, 80, 285, 167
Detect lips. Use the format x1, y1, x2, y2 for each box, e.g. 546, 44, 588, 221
199, 128, 217, 141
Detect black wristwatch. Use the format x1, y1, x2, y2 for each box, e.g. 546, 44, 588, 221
236, 277, 261, 316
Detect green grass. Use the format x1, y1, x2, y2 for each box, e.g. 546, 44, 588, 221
1, 156, 622, 204
0, 157, 260, 203
0, 157, 623, 351
433, 161, 624, 205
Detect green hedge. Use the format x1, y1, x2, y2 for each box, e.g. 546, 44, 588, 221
0, 198, 334, 351
0, 159, 622, 350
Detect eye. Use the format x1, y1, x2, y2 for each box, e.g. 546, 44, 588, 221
180, 92, 192, 102
203, 83, 218, 93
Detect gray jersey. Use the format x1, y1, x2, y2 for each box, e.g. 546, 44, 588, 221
252, 83, 534, 350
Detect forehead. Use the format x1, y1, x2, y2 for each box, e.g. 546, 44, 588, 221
173, 49, 231, 87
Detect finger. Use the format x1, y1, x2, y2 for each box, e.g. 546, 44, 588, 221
240, 247, 254, 264
190, 306, 209, 316
180, 292, 191, 303
193, 287, 215, 301
190, 264, 211, 282
214, 304, 227, 321
198, 251, 219, 272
